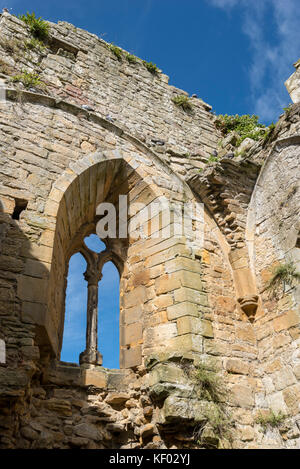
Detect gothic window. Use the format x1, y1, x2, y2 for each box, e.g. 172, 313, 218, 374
61, 234, 121, 368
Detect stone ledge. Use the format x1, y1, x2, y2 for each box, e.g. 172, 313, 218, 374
42, 361, 137, 391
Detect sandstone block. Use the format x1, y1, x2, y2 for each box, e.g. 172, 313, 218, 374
120, 345, 142, 368
226, 359, 250, 375
155, 272, 181, 294
273, 310, 299, 332
44, 398, 72, 417
144, 323, 177, 349
148, 363, 187, 387
167, 302, 198, 320
105, 392, 130, 405
282, 384, 300, 415
177, 316, 213, 338
122, 286, 147, 308
121, 322, 143, 346
230, 384, 254, 408
82, 369, 108, 388
174, 287, 208, 306
273, 367, 296, 391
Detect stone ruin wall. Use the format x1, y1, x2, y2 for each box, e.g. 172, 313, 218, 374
0, 12, 299, 449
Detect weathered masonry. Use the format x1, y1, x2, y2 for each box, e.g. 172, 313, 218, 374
0, 11, 299, 449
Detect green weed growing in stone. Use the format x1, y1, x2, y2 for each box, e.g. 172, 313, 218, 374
255, 410, 286, 431
283, 104, 292, 113
193, 361, 224, 403
207, 154, 218, 163
172, 94, 192, 111
191, 362, 232, 448
266, 261, 300, 297
109, 44, 122, 60
0, 37, 23, 56
19, 12, 49, 42
263, 122, 276, 143
11, 70, 43, 89
25, 37, 46, 52
125, 53, 137, 64
143, 61, 159, 74
215, 114, 267, 146
195, 405, 232, 449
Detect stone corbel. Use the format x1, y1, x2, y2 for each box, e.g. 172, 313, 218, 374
237, 295, 259, 322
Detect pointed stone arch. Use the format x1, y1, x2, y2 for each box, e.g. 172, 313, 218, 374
21, 145, 240, 369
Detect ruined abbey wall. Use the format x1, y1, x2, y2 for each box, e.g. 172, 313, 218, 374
0, 12, 299, 449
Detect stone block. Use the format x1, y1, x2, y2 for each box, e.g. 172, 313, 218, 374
105, 392, 130, 405
226, 359, 250, 375
121, 322, 143, 346
120, 345, 142, 368
148, 363, 187, 387
229, 384, 254, 408
82, 368, 108, 388
17, 275, 47, 303
144, 323, 177, 349
155, 272, 181, 294
122, 286, 147, 309
283, 384, 300, 415
273, 367, 296, 391
174, 287, 208, 306
167, 302, 198, 320
216, 296, 236, 313
177, 316, 213, 338
165, 257, 201, 274
162, 395, 215, 424
153, 294, 173, 310
273, 310, 299, 332
166, 333, 203, 353
293, 363, 300, 380
181, 270, 202, 290
121, 305, 142, 325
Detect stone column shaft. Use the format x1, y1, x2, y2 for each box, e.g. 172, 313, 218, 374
79, 263, 103, 366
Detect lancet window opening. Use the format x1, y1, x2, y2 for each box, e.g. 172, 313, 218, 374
62, 233, 123, 367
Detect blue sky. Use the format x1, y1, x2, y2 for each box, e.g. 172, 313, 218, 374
4, 1, 299, 366
4, 0, 300, 122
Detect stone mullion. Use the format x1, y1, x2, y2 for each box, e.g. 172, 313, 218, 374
79, 255, 103, 366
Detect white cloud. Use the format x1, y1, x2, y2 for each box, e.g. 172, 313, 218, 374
209, 0, 300, 122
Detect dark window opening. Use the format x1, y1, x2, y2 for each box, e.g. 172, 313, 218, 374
296, 233, 300, 248
12, 198, 28, 220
